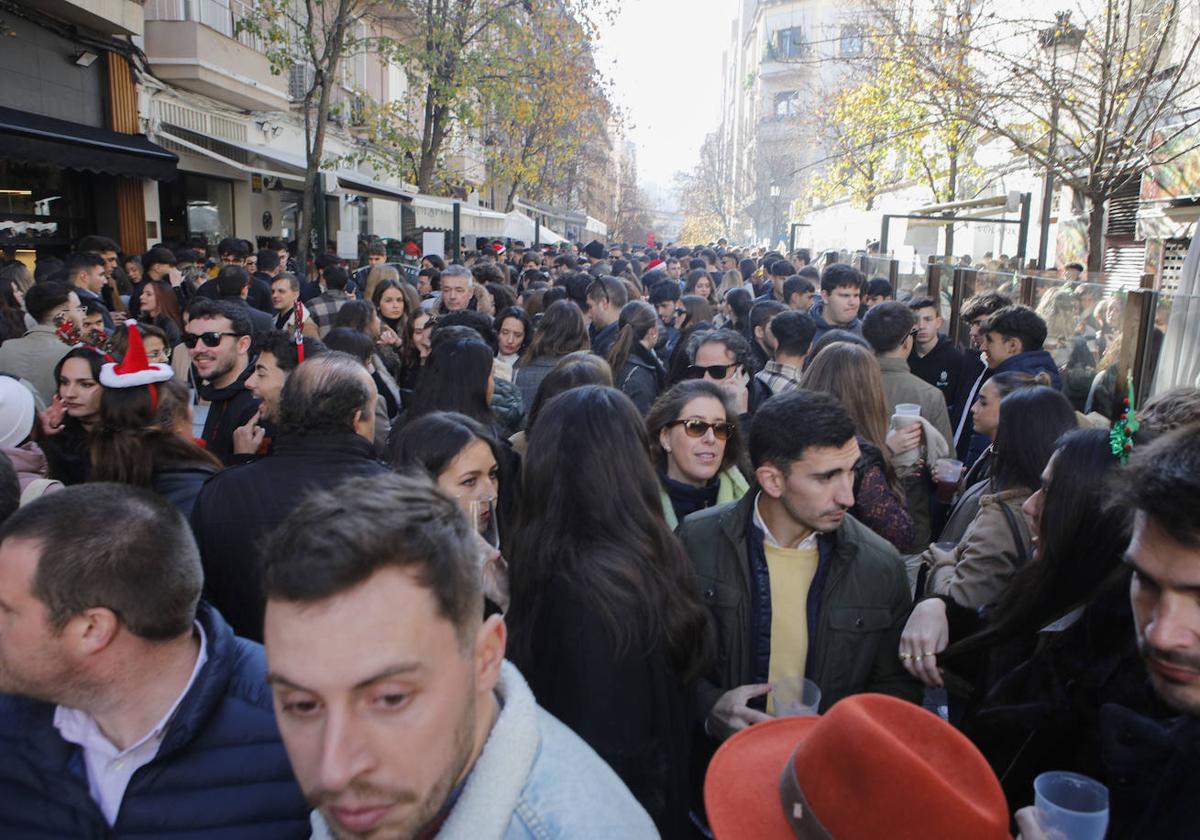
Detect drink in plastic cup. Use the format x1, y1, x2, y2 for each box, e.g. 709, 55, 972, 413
772, 676, 821, 717
934, 458, 964, 504
895, 403, 922, 416
1034, 771, 1109, 840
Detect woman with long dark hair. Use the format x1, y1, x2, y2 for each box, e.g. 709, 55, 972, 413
372, 277, 420, 372
682, 268, 718, 307
91, 377, 222, 517
513, 299, 589, 411
901, 428, 1138, 803
0, 262, 31, 344
389, 410, 510, 610
507, 385, 713, 838
919, 386, 1077, 609
406, 335, 499, 435
606, 300, 664, 414
801, 342, 916, 551
646, 380, 749, 529
665, 294, 714, 385
493, 306, 532, 368
333, 300, 404, 414
723, 287, 753, 340
941, 370, 1050, 545
137, 279, 183, 345
39, 346, 105, 484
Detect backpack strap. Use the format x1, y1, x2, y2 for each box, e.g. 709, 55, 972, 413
999, 501, 1030, 569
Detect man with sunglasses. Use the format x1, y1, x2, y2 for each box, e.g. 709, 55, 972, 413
685, 330, 770, 419
677, 391, 919, 807
185, 299, 259, 466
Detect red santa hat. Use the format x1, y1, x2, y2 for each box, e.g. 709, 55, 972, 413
645, 258, 666, 272
100, 321, 174, 389
491, 240, 506, 256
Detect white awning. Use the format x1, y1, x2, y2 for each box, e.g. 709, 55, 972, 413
411, 195, 507, 237
503, 211, 565, 244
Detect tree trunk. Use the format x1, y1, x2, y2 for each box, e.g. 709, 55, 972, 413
1086, 194, 1106, 273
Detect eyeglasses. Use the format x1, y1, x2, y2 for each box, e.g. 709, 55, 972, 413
686, 364, 733, 380
667, 419, 735, 441
182, 331, 238, 348
674, 307, 686, 316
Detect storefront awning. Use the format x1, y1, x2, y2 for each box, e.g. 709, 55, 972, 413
412, 195, 507, 237
0, 106, 178, 180
336, 172, 414, 202
219, 139, 413, 201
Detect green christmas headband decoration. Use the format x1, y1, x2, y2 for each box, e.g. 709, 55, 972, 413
1110, 372, 1140, 464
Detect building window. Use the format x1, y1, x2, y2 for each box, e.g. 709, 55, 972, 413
773, 27, 807, 59
840, 25, 864, 57
774, 91, 800, 118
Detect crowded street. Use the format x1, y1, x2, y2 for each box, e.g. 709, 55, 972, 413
1, 0, 1199, 837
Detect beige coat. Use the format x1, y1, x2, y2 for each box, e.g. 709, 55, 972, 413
921, 486, 1034, 609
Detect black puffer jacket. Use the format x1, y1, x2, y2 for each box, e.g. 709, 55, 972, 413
0, 602, 309, 838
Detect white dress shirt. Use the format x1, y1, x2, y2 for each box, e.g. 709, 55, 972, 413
53, 622, 209, 826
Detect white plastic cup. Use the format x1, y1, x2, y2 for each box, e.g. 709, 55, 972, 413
772, 676, 822, 717
1034, 771, 1109, 840
895, 403, 922, 416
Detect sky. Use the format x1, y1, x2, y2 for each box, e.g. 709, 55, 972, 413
594, 0, 735, 210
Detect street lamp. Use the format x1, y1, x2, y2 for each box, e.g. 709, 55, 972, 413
769, 185, 781, 246
1037, 11, 1085, 271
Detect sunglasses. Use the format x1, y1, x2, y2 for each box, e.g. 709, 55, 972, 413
182, 331, 239, 348
674, 307, 686, 316
668, 418, 735, 441
686, 364, 733, 380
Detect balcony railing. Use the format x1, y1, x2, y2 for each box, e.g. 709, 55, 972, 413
145, 0, 266, 52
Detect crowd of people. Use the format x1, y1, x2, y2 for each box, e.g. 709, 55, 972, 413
0, 233, 1196, 838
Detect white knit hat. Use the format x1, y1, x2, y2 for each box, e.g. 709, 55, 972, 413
0, 376, 35, 449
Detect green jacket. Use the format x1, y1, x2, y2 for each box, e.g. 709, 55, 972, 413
659, 467, 750, 531
677, 490, 921, 723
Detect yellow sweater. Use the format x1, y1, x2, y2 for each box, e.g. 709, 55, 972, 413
764, 542, 820, 713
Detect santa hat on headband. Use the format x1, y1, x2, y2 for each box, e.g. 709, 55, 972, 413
100, 321, 174, 389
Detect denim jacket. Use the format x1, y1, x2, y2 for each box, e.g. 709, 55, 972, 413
310, 662, 656, 840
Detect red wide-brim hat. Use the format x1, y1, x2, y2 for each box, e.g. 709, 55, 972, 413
705, 694, 1011, 840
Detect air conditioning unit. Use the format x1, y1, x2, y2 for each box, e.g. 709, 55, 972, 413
288, 64, 315, 101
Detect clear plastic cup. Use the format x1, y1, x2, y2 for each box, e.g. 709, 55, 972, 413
934, 458, 964, 483
895, 403, 922, 416
772, 676, 821, 717
1034, 771, 1109, 840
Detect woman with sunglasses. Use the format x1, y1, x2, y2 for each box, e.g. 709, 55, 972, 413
646, 380, 750, 530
